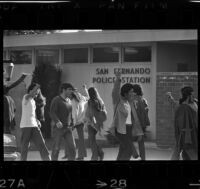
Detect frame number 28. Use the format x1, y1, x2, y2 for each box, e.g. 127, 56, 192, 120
110, 179, 127, 188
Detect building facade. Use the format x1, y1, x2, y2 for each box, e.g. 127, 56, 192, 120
3, 30, 198, 146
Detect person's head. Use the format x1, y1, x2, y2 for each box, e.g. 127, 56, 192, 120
34, 88, 46, 104
88, 87, 104, 111
88, 87, 99, 100
179, 86, 195, 104
132, 84, 143, 98
60, 83, 76, 98
71, 91, 81, 102
120, 83, 135, 101
27, 83, 40, 98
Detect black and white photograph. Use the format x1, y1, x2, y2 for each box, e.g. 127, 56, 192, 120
1, 1, 200, 189
3, 29, 198, 161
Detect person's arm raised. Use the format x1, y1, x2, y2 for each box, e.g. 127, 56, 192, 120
112, 72, 121, 105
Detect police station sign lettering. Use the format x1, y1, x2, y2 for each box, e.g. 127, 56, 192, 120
93, 67, 151, 84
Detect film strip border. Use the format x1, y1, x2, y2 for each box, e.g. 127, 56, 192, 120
0, 1, 200, 28
1, 162, 200, 189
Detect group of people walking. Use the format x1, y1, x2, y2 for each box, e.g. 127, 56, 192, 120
4, 65, 198, 161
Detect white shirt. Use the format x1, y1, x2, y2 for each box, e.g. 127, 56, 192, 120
20, 94, 38, 128
125, 102, 132, 124
72, 94, 88, 125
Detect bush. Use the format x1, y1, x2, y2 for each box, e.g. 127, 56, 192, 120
31, 63, 62, 138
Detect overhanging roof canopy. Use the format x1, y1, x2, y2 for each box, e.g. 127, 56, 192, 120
3, 30, 197, 47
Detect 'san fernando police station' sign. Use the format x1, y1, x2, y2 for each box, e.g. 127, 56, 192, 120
93, 67, 151, 84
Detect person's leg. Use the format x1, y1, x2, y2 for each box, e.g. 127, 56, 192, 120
138, 135, 146, 160
20, 128, 32, 161
31, 127, 51, 161
97, 145, 104, 161
116, 131, 132, 160
63, 128, 76, 160
51, 127, 63, 160
126, 125, 139, 158
62, 139, 69, 159
181, 149, 191, 160
88, 125, 99, 160
76, 123, 87, 159
116, 131, 125, 160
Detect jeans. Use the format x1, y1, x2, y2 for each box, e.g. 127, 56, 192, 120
76, 123, 87, 158
20, 127, 50, 161
88, 125, 104, 160
126, 125, 145, 160
116, 130, 133, 160
51, 126, 76, 161
64, 123, 87, 159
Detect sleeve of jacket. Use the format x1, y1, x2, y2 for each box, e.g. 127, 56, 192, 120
50, 97, 60, 124
112, 77, 121, 106
6, 74, 27, 92
4, 96, 10, 129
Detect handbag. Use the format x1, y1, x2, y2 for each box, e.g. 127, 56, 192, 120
94, 109, 107, 123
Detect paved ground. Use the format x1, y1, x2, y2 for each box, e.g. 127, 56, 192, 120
26, 142, 173, 161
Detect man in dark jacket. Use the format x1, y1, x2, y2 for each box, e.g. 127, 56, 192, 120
167, 86, 198, 160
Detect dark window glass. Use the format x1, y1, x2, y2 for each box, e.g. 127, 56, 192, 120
123, 46, 151, 62
93, 47, 119, 63
64, 48, 88, 63
36, 49, 59, 65
10, 50, 32, 64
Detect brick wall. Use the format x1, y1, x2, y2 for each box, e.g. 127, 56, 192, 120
156, 72, 198, 148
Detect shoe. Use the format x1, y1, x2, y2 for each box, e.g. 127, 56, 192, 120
62, 155, 68, 159
99, 152, 104, 161
135, 156, 142, 160
76, 157, 84, 161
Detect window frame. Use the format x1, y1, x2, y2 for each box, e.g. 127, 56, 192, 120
35, 47, 60, 66
91, 44, 121, 64
122, 43, 152, 64
62, 45, 89, 64
7, 47, 33, 65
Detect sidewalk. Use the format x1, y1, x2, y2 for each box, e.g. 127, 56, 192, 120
29, 135, 173, 152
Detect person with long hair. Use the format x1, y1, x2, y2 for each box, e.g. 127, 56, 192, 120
62, 85, 89, 160
166, 86, 198, 160
85, 87, 106, 160
34, 88, 46, 136
129, 84, 150, 160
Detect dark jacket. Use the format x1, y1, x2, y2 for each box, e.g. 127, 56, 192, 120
85, 99, 106, 131
132, 96, 150, 131
174, 103, 198, 151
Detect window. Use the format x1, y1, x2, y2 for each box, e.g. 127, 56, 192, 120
64, 48, 88, 63
10, 50, 32, 64
93, 46, 120, 63
36, 49, 59, 65
123, 46, 151, 62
